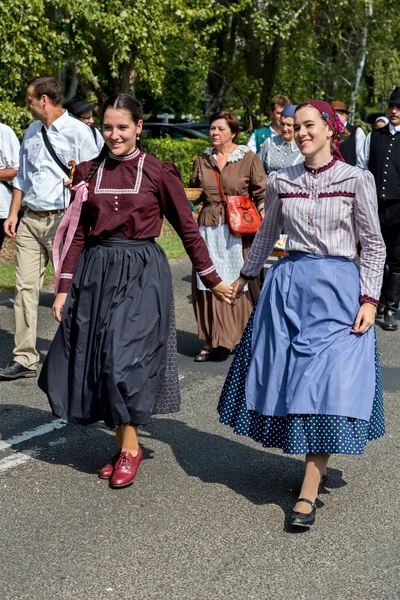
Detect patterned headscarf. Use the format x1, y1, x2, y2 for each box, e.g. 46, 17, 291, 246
296, 99, 350, 162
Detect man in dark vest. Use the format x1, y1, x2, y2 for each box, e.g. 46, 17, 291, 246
331, 100, 366, 166
357, 87, 400, 331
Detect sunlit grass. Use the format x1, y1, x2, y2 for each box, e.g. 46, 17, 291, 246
0, 226, 186, 294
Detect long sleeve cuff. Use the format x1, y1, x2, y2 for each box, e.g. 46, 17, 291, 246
359, 294, 379, 306
198, 266, 222, 289
58, 273, 74, 293
239, 271, 256, 281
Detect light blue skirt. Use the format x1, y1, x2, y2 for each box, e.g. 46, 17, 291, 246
218, 253, 385, 455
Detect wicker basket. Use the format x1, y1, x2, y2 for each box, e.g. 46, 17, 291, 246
184, 188, 203, 201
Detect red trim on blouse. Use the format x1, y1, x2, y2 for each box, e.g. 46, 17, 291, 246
278, 192, 309, 199
360, 295, 379, 306
304, 157, 336, 175
318, 191, 355, 198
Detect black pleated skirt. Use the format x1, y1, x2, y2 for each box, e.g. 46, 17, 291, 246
38, 238, 181, 427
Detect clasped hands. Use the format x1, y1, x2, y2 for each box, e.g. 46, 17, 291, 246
211, 277, 247, 305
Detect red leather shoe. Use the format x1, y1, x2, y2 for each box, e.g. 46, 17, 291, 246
98, 452, 120, 479
111, 447, 143, 488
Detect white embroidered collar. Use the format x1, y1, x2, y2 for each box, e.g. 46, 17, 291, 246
204, 145, 250, 164
108, 148, 141, 161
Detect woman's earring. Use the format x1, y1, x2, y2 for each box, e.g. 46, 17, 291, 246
136, 134, 140, 141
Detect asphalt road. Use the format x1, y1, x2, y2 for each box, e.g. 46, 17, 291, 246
0, 258, 399, 600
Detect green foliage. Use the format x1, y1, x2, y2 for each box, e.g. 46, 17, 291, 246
0, 0, 397, 132
142, 134, 250, 186
142, 137, 210, 186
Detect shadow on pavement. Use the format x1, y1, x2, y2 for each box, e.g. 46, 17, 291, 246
0, 403, 153, 476
0, 330, 51, 366
176, 329, 203, 357
147, 417, 346, 532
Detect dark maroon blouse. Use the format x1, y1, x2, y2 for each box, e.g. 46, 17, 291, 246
59, 149, 222, 293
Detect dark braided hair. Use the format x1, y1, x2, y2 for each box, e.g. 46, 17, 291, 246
84, 93, 144, 183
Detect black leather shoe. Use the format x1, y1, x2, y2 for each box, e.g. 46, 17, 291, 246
194, 348, 215, 362
0, 361, 37, 380
376, 303, 384, 317
383, 309, 398, 331
289, 498, 317, 528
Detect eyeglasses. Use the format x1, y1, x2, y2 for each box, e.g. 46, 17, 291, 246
78, 114, 93, 122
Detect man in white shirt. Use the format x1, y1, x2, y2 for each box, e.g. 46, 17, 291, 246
0, 76, 98, 380
0, 124, 20, 250
247, 95, 290, 154
357, 87, 400, 331
331, 100, 366, 165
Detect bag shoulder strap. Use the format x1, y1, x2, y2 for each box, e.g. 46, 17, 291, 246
213, 166, 226, 203
41, 125, 70, 177
1, 180, 13, 193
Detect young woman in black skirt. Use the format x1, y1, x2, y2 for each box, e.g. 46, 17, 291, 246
39, 94, 232, 488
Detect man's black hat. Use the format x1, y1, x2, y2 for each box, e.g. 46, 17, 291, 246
385, 87, 400, 104
63, 95, 95, 115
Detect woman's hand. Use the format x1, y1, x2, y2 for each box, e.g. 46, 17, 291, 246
52, 293, 68, 322
351, 302, 376, 334
231, 277, 248, 306
211, 281, 233, 304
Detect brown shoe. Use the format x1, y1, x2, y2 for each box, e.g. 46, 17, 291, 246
111, 447, 143, 488
98, 452, 120, 479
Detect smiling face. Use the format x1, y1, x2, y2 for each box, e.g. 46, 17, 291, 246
294, 106, 333, 162
280, 115, 294, 142
102, 108, 143, 156
209, 118, 235, 147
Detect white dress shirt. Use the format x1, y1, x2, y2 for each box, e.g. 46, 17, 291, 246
0, 124, 20, 219
15, 110, 98, 211
357, 123, 400, 170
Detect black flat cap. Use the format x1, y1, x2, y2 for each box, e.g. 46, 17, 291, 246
63, 95, 96, 115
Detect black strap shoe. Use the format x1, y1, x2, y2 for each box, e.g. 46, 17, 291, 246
289, 498, 317, 528
0, 361, 37, 380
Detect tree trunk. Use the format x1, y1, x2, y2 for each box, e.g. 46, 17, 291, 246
348, 1, 373, 122
259, 38, 282, 115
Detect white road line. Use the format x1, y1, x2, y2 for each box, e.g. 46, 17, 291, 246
0, 450, 37, 473
0, 418, 67, 452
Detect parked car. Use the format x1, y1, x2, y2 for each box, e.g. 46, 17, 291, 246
177, 122, 210, 136
142, 123, 208, 140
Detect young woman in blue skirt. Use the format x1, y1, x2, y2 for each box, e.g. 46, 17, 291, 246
218, 100, 386, 528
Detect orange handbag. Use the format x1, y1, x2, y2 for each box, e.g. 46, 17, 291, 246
214, 168, 261, 236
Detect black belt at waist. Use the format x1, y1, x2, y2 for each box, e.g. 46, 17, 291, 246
97, 237, 156, 248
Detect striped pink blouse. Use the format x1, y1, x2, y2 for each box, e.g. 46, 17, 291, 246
241, 157, 386, 303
